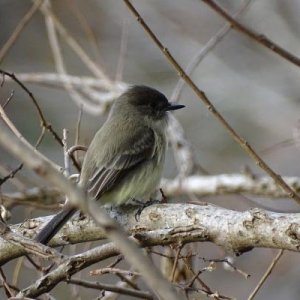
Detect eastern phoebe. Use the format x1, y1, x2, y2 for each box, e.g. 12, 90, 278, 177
36, 85, 184, 244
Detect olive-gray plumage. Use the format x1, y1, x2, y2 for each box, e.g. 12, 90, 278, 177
35, 85, 184, 244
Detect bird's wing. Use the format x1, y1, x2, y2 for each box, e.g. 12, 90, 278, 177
87, 127, 156, 200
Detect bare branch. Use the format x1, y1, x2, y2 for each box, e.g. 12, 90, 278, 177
3, 71, 127, 114
35, 0, 113, 88
66, 279, 153, 300
0, 220, 64, 262
167, 115, 195, 178
1, 203, 300, 266
0, 69, 63, 147
6, 72, 125, 91
170, 0, 253, 103
0, 0, 44, 63
45, 4, 106, 117
247, 249, 284, 300
165, 0, 254, 179
122, 0, 300, 205
202, 0, 300, 68
3, 172, 300, 210
0, 95, 60, 171
162, 173, 300, 198
1, 187, 62, 209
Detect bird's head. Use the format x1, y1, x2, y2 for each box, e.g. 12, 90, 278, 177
111, 85, 184, 123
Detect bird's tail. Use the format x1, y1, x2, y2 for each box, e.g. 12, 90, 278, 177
35, 207, 76, 245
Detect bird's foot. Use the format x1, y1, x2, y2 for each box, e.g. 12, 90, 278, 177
159, 188, 167, 203
132, 198, 161, 222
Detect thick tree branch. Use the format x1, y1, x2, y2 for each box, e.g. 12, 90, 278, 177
1, 203, 300, 267
0, 202, 297, 297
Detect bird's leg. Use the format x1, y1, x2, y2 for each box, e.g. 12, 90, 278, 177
132, 197, 162, 222
78, 211, 86, 220
159, 188, 167, 203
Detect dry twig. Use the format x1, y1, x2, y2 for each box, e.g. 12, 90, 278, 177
202, 0, 300, 68
0, 0, 44, 63
247, 249, 284, 300
122, 0, 300, 205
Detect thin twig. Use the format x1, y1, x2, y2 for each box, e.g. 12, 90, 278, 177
115, 18, 129, 82
68, 244, 81, 300
178, 284, 232, 300
35, 0, 113, 88
247, 249, 284, 300
67, 0, 102, 64
186, 268, 205, 289
0, 164, 23, 186
5, 72, 127, 113
0, 267, 15, 297
8, 72, 125, 90
106, 255, 124, 268
25, 253, 47, 273
4, 74, 79, 169
74, 106, 83, 162
90, 267, 140, 277
0, 69, 62, 146
0, 164, 25, 189
123, 0, 300, 205
182, 257, 220, 300
63, 129, 70, 176
167, 115, 194, 178
45, 3, 102, 117
0, 98, 57, 172
115, 272, 139, 290
0, 70, 77, 177
171, 0, 253, 103
68, 146, 88, 156
202, 0, 300, 68
0, 0, 44, 63
260, 138, 295, 155
66, 279, 153, 300
2, 89, 15, 108
168, 0, 254, 176
44, 3, 84, 172
200, 257, 250, 279
0, 100, 50, 185
151, 249, 195, 259
170, 244, 184, 282
12, 257, 25, 287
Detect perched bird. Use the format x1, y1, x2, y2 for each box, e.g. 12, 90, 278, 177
36, 85, 185, 245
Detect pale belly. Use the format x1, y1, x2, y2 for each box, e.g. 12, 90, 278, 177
100, 158, 164, 205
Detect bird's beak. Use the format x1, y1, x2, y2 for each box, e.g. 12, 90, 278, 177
165, 102, 185, 111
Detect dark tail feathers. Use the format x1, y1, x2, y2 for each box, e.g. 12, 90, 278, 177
35, 207, 76, 245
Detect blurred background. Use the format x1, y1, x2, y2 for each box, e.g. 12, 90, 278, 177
1, 0, 300, 299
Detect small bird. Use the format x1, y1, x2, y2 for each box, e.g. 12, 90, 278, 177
36, 85, 185, 245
